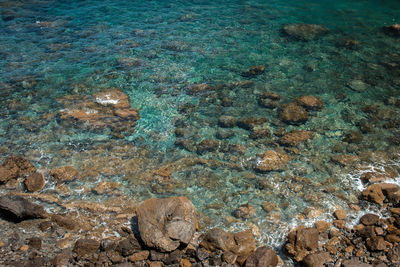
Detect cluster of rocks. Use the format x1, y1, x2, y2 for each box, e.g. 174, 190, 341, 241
57, 88, 140, 138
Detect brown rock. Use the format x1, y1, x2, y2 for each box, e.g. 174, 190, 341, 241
24, 172, 45, 192
93, 89, 130, 109
242, 66, 266, 77
331, 154, 360, 166
245, 246, 278, 267
114, 108, 140, 120
386, 234, 400, 243
149, 262, 163, 267
279, 130, 314, 146
333, 209, 346, 220
366, 236, 388, 251
342, 258, 372, 267
196, 139, 219, 154
285, 227, 319, 261
218, 116, 237, 128
1, 155, 36, 181
0, 195, 46, 222
261, 202, 276, 213
255, 150, 290, 172
315, 221, 331, 233
28, 237, 42, 250
360, 172, 388, 184
73, 238, 100, 256
280, 102, 308, 124
282, 24, 329, 41
333, 220, 345, 229
51, 214, 76, 230
362, 184, 385, 204
0, 165, 19, 183
360, 214, 379, 226
136, 197, 196, 252
295, 96, 324, 110
128, 250, 149, 261
92, 181, 120, 194
48, 166, 78, 183
179, 258, 192, 267
233, 203, 256, 219
302, 252, 331, 267
237, 117, 268, 130
188, 83, 212, 94
116, 236, 142, 257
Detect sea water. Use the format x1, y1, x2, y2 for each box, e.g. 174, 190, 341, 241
1, 0, 400, 248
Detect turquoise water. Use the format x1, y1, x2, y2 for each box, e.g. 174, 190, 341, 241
1, 0, 400, 248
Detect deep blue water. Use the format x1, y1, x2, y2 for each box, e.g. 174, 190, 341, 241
1, 0, 400, 248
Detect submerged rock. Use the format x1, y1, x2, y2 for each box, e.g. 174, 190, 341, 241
136, 197, 196, 252
0, 195, 46, 222
187, 83, 212, 94
24, 172, 45, 192
383, 24, 400, 37
1, 155, 36, 183
197, 139, 219, 154
241, 66, 266, 77
280, 102, 308, 124
294, 95, 324, 111
282, 24, 329, 41
255, 150, 290, 172
279, 130, 314, 146
48, 166, 78, 183
233, 203, 256, 219
93, 89, 131, 109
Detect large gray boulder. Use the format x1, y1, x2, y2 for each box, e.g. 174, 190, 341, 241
136, 196, 196, 252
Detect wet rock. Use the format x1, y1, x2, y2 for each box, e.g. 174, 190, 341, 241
360, 214, 379, 226
294, 96, 324, 110
128, 250, 149, 261
261, 92, 280, 100
0, 195, 46, 222
282, 24, 329, 41
244, 246, 278, 267
73, 238, 100, 257
237, 117, 268, 130
285, 227, 319, 261
116, 236, 142, 257
233, 203, 256, 219
333, 209, 346, 220
188, 83, 212, 94
216, 129, 234, 140
24, 172, 45, 192
255, 150, 290, 172
362, 183, 400, 205
366, 236, 388, 251
360, 172, 388, 184
93, 89, 131, 109
241, 66, 266, 77
280, 102, 308, 124
315, 221, 331, 233
302, 252, 331, 267
261, 202, 276, 213
51, 214, 76, 230
28, 237, 42, 250
279, 130, 314, 146
200, 228, 256, 264
342, 258, 372, 267
92, 181, 120, 195
218, 116, 237, 128
258, 98, 279, 109
331, 154, 360, 166
48, 166, 78, 183
249, 127, 271, 139
114, 108, 140, 120
383, 24, 400, 37
342, 131, 363, 144
348, 79, 367, 92
196, 139, 219, 154
136, 196, 196, 252
1, 156, 36, 183
388, 245, 400, 263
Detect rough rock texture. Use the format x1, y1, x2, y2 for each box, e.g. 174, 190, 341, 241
242, 66, 266, 77
285, 227, 319, 261
282, 24, 329, 41
196, 139, 220, 154
93, 89, 131, 109
200, 228, 256, 263
0, 155, 36, 182
362, 183, 400, 205
255, 150, 290, 172
295, 95, 324, 110
188, 83, 212, 94
24, 172, 45, 192
136, 197, 196, 252
360, 214, 379, 226
0, 195, 46, 222
302, 252, 331, 267
233, 203, 256, 219
244, 246, 278, 267
279, 130, 314, 146
341, 258, 372, 267
280, 102, 308, 124
48, 166, 78, 183
73, 239, 100, 257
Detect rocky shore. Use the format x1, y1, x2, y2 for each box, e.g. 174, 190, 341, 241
0, 154, 399, 267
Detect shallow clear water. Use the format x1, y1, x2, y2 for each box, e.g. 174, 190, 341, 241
1, 0, 400, 248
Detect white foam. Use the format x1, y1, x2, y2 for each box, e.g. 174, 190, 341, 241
95, 94, 119, 105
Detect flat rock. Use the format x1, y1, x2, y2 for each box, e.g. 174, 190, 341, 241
282, 24, 329, 41
245, 246, 278, 267
24, 172, 45, 192
302, 252, 331, 267
48, 166, 78, 183
0, 195, 46, 222
136, 196, 196, 252
360, 214, 379, 226
279, 130, 314, 146
295, 96, 324, 110
93, 89, 130, 109
280, 102, 308, 124
341, 258, 372, 267
73, 238, 100, 257
255, 150, 290, 172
